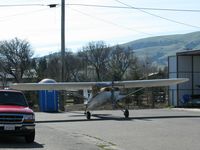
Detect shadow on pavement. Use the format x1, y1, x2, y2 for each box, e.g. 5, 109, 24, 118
0, 135, 44, 149
36, 114, 200, 123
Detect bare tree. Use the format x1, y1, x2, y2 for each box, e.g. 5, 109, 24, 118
33, 57, 48, 81
0, 38, 33, 83
65, 52, 84, 81
108, 45, 136, 81
81, 41, 110, 81
127, 57, 142, 80
0, 65, 7, 88
46, 54, 61, 81
140, 54, 158, 79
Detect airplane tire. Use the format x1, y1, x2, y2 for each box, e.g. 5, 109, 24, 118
124, 109, 129, 119
86, 111, 91, 120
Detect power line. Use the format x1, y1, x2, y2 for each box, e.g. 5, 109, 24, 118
114, 0, 200, 29
0, 4, 46, 7
66, 3, 200, 13
1, 2, 199, 32
1, 3, 200, 13
0, 8, 50, 22
0, 2, 151, 36
70, 7, 153, 36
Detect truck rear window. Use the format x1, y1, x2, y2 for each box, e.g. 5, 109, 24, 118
0, 92, 28, 106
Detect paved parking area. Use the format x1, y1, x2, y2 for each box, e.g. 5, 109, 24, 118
0, 108, 200, 150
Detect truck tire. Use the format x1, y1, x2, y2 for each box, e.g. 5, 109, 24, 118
25, 130, 35, 143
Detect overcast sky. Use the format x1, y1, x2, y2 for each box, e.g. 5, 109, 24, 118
0, 0, 200, 56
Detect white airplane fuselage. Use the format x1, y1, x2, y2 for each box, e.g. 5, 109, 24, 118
86, 91, 125, 110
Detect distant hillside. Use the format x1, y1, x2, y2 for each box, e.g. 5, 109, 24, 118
119, 31, 200, 66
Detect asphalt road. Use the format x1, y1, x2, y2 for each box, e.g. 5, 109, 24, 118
0, 108, 200, 150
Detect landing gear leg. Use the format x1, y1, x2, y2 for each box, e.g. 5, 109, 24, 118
115, 102, 130, 119
86, 111, 91, 120
84, 105, 88, 115
124, 109, 129, 119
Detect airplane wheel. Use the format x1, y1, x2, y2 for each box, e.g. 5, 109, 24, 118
124, 109, 129, 118
86, 111, 91, 120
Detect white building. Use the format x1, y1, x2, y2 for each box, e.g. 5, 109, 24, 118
168, 50, 200, 107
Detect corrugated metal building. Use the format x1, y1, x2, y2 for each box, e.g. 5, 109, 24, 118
168, 50, 200, 107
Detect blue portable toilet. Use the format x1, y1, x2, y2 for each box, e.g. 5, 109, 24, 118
39, 79, 59, 112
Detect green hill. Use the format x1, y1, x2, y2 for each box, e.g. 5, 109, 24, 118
120, 31, 200, 66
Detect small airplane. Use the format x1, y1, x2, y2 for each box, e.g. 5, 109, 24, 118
10, 78, 189, 120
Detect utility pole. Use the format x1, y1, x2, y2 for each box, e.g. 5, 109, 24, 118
60, 0, 65, 111
61, 0, 65, 82
48, 1, 65, 111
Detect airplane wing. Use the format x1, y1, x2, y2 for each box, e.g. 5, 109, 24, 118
113, 78, 189, 88
10, 82, 97, 91
9, 78, 188, 91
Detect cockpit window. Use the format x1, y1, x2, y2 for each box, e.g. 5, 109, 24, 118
0, 92, 28, 106
100, 87, 111, 92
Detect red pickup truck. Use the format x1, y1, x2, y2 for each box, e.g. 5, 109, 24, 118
0, 90, 35, 143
